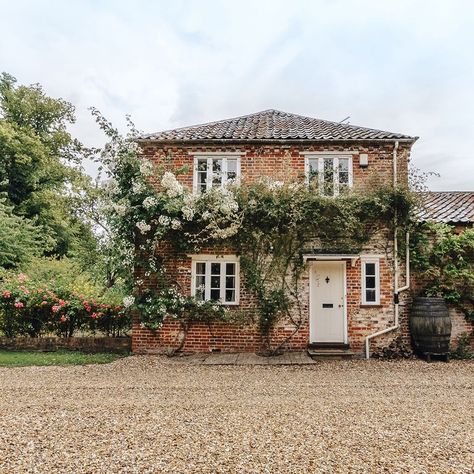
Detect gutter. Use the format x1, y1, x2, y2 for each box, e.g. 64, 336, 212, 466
365, 141, 411, 359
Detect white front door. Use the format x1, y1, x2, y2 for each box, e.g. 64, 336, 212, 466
310, 261, 346, 343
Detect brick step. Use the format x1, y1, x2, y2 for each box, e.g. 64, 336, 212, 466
307, 348, 355, 360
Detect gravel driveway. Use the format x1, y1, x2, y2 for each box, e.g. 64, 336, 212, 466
0, 356, 472, 473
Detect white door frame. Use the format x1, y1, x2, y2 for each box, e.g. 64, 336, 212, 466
309, 260, 348, 344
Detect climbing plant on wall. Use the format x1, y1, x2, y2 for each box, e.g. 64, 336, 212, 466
93, 110, 416, 353
410, 222, 474, 324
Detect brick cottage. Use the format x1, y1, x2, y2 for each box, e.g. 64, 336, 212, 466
131, 109, 472, 357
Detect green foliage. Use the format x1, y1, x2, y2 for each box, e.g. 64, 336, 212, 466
0, 72, 91, 258
135, 287, 228, 331
450, 333, 474, 360
0, 267, 130, 338
411, 222, 474, 321
232, 182, 415, 350
0, 197, 42, 268
0, 75, 133, 338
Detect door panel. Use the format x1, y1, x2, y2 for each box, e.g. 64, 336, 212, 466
310, 261, 346, 343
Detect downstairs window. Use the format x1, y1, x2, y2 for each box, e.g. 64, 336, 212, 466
361, 259, 380, 305
192, 256, 240, 305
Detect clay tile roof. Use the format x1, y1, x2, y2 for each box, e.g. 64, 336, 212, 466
418, 192, 474, 224
140, 109, 417, 142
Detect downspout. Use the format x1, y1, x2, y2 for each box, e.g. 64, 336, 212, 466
365, 141, 410, 359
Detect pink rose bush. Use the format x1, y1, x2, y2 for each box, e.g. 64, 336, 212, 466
0, 274, 130, 338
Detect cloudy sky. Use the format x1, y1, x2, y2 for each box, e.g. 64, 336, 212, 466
1, 0, 473, 190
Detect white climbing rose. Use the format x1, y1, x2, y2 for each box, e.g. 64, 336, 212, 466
161, 172, 183, 197
123, 296, 135, 308
136, 221, 151, 234
142, 196, 157, 209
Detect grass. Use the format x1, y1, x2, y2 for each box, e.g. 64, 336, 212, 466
0, 350, 124, 367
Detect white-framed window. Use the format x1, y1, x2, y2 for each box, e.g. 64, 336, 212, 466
361, 259, 380, 305
305, 155, 353, 196
193, 155, 241, 194
191, 255, 240, 305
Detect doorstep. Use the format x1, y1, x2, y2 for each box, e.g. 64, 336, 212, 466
307, 343, 355, 360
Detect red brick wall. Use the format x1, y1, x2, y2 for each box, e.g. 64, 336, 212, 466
140, 142, 411, 191
133, 141, 412, 355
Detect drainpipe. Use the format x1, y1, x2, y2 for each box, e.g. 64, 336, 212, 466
365, 141, 410, 359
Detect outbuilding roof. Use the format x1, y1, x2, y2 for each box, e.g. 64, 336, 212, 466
140, 109, 417, 143
418, 191, 474, 224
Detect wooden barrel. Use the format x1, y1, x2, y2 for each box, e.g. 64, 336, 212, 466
410, 297, 451, 355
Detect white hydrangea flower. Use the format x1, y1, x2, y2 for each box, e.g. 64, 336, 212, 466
171, 218, 182, 230
123, 295, 135, 308
158, 215, 171, 227
142, 196, 157, 209
161, 172, 183, 197
136, 221, 151, 234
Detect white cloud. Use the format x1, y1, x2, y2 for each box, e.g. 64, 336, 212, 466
1, 0, 473, 189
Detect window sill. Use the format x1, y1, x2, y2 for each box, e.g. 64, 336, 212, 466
360, 304, 383, 308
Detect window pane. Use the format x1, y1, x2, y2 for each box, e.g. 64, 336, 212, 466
196, 262, 206, 275
212, 159, 222, 187
339, 158, 349, 187
365, 263, 376, 275
323, 158, 334, 196
308, 159, 318, 183
211, 276, 221, 288
226, 262, 235, 276
211, 263, 221, 275
198, 171, 207, 193
197, 159, 207, 171
210, 289, 220, 301
195, 275, 205, 300
227, 159, 237, 182
339, 172, 349, 183
365, 276, 376, 289
339, 158, 349, 173
225, 290, 235, 302
366, 289, 376, 302
226, 276, 235, 289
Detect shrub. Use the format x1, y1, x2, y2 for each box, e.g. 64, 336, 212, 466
0, 268, 130, 338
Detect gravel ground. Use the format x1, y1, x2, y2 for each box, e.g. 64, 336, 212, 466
0, 356, 473, 473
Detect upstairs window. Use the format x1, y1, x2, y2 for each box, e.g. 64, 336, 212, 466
306, 155, 352, 196
193, 156, 240, 194
192, 256, 240, 305
362, 259, 380, 305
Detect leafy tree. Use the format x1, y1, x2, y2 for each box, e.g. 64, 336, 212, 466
0, 197, 42, 269
0, 72, 87, 256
